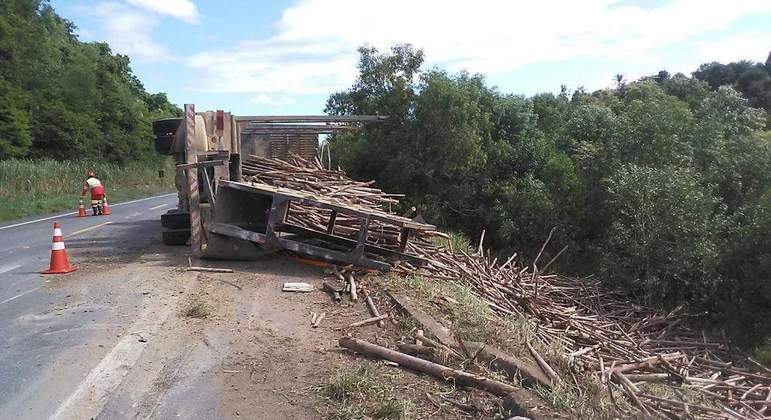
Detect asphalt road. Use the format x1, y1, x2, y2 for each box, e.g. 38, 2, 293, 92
0, 193, 179, 419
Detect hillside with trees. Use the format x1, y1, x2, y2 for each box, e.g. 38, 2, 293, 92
0, 0, 179, 162
326, 46, 771, 348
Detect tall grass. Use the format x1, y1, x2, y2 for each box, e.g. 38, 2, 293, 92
0, 158, 175, 221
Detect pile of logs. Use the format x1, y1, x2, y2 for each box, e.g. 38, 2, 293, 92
399, 244, 771, 419
242, 155, 410, 248
243, 155, 771, 419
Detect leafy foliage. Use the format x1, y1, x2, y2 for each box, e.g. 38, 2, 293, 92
327, 45, 771, 347
0, 0, 179, 161
693, 56, 771, 118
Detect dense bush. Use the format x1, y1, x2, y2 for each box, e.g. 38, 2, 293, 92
0, 0, 179, 162
326, 45, 771, 347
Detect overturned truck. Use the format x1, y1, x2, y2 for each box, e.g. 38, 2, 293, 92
152, 105, 434, 270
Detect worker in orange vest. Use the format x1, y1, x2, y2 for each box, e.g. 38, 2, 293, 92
80, 169, 106, 216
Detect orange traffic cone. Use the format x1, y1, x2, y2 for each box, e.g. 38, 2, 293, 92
41, 222, 77, 274
102, 197, 111, 216
77, 198, 87, 217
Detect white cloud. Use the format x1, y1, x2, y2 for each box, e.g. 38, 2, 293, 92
249, 94, 295, 106
92, 2, 169, 60
89, 0, 200, 61
691, 32, 771, 65
188, 39, 357, 94
189, 0, 771, 96
126, 0, 200, 24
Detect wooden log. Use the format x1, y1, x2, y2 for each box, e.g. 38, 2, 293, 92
347, 314, 389, 328
414, 334, 463, 360
396, 342, 435, 356
186, 267, 233, 273
362, 288, 385, 328
321, 281, 342, 302
526, 342, 563, 386
312, 312, 325, 328
339, 337, 517, 397
346, 272, 358, 301
612, 369, 650, 416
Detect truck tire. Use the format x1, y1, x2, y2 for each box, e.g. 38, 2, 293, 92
154, 135, 175, 155
153, 118, 182, 136
162, 228, 190, 246
161, 211, 190, 229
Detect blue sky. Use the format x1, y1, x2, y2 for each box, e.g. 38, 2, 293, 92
52, 0, 771, 115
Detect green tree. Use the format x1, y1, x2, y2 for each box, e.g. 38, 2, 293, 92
0, 0, 179, 162
327, 45, 771, 346
602, 165, 722, 307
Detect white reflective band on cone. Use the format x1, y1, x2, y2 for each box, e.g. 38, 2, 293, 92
52, 241, 65, 251
54, 228, 62, 236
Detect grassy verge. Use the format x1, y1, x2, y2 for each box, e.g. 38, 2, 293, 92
315, 365, 417, 420
0, 158, 175, 222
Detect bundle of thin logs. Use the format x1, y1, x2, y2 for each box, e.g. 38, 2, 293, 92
242, 155, 414, 249
242, 155, 770, 419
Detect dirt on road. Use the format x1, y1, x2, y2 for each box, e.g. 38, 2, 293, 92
35, 237, 510, 420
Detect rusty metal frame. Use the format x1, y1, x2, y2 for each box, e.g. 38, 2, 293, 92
208, 180, 433, 271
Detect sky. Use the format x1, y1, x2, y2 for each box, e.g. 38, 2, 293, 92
51, 0, 771, 115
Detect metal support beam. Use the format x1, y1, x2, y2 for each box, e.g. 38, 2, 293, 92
234, 115, 387, 123
185, 104, 202, 257
353, 217, 370, 262
327, 210, 337, 234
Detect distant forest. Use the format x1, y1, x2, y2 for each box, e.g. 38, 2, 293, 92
327, 46, 771, 347
0, 0, 179, 162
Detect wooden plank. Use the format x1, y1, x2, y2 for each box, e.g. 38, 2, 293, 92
387, 291, 457, 347
208, 222, 266, 244
399, 227, 412, 252
175, 160, 225, 171
282, 282, 314, 292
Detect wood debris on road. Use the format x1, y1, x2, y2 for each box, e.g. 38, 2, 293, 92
282, 282, 314, 292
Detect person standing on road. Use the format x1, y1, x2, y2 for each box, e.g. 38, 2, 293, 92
81, 169, 106, 216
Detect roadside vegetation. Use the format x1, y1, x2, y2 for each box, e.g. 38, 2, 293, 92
316, 366, 412, 420
0, 1, 180, 162
0, 158, 175, 221
327, 45, 771, 350
183, 300, 211, 319
0, 1, 180, 221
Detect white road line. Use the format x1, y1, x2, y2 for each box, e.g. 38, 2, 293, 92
51, 297, 177, 420
0, 263, 21, 275
0, 193, 176, 231
148, 203, 168, 211
0, 286, 41, 306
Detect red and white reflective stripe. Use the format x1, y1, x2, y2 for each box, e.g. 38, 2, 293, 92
54, 228, 62, 237
52, 241, 65, 251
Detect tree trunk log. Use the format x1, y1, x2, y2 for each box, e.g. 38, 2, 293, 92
339, 337, 517, 397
